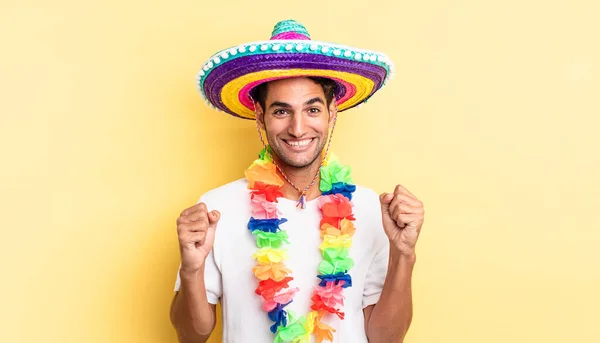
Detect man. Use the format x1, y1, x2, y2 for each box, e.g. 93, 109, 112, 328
170, 20, 424, 343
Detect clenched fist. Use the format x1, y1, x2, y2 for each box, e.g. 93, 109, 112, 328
176, 202, 221, 273
379, 184, 425, 257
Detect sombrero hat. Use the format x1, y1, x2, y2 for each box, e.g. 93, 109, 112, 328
196, 19, 394, 119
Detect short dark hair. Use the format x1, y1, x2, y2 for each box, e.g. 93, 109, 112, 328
250, 77, 338, 113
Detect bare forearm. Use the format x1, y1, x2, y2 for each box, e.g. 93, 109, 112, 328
170, 266, 217, 343
367, 247, 415, 343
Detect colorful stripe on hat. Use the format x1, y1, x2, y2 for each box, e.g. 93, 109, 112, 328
195, 20, 394, 118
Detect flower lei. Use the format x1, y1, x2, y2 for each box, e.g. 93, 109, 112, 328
245, 147, 357, 343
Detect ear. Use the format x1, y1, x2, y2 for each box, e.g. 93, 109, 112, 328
255, 102, 266, 130
328, 99, 338, 126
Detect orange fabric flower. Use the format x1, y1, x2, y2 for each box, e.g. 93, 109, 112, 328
245, 161, 284, 188
320, 219, 355, 238
313, 313, 336, 343
252, 262, 292, 281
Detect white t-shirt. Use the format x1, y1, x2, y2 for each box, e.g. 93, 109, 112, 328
174, 179, 389, 343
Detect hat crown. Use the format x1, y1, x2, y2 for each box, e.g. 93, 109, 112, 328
270, 20, 311, 40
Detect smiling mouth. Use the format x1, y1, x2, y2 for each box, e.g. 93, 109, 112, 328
281, 138, 315, 150
283, 138, 314, 147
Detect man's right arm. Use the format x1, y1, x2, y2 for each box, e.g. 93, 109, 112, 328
170, 267, 217, 343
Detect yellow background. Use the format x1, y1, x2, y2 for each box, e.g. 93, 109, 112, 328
1, 0, 599, 342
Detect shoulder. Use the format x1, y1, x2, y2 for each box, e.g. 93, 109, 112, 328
352, 184, 381, 213
352, 184, 380, 201
352, 184, 388, 246
351, 184, 383, 227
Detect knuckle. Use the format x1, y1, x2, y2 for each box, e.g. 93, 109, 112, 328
192, 224, 207, 234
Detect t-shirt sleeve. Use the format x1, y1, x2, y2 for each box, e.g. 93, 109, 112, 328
362, 239, 389, 308
173, 195, 222, 305
362, 192, 390, 308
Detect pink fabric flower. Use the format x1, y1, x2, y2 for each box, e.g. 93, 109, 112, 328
314, 281, 345, 308
262, 287, 300, 311
251, 194, 280, 219
317, 194, 338, 208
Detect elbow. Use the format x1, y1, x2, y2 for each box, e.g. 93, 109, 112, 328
172, 323, 213, 343
171, 316, 215, 343
369, 331, 407, 343
367, 320, 411, 343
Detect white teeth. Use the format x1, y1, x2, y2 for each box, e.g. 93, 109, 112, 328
286, 139, 312, 147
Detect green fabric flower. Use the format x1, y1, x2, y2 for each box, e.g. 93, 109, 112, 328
318, 247, 355, 274
275, 311, 307, 343
259, 146, 273, 163
320, 155, 353, 192
252, 230, 290, 248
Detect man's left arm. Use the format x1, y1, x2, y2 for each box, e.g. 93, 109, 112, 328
364, 184, 424, 343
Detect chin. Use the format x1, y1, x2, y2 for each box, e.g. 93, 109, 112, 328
280, 154, 315, 168
275, 147, 321, 169
288, 158, 316, 168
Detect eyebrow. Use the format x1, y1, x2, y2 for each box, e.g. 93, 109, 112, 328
268, 97, 326, 109
304, 97, 325, 106
269, 101, 292, 109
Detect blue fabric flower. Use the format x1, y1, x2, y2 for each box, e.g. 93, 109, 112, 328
317, 272, 353, 288
248, 217, 288, 233
267, 301, 291, 333
321, 182, 356, 200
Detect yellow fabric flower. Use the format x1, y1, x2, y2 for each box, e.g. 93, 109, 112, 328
252, 247, 287, 263
303, 310, 318, 334
319, 234, 352, 250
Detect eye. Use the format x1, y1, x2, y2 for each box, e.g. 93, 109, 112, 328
308, 108, 321, 114
273, 109, 289, 116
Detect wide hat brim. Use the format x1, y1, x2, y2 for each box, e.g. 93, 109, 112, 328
196, 25, 394, 119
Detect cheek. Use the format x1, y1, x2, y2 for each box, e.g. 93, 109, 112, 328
310, 118, 331, 136
264, 119, 285, 138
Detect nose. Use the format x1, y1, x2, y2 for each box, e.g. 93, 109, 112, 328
287, 112, 307, 138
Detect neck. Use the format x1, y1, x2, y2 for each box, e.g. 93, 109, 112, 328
273, 154, 323, 202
